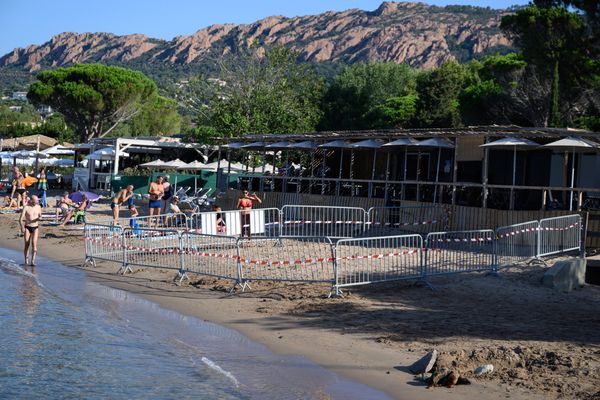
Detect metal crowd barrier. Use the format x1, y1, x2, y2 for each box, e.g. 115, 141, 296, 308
365, 206, 447, 237
180, 231, 240, 281
97, 213, 190, 230
495, 220, 539, 267
121, 227, 182, 274
424, 230, 495, 276
537, 215, 582, 257
280, 205, 366, 238
83, 223, 123, 267
82, 209, 584, 294
237, 237, 335, 283
334, 234, 423, 292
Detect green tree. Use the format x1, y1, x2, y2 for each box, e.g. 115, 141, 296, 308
415, 61, 473, 128
198, 46, 324, 137
128, 96, 181, 136
501, 5, 593, 126
27, 64, 158, 141
320, 63, 416, 130
33, 113, 76, 142
364, 95, 418, 128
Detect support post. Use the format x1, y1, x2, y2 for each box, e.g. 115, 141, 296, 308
451, 139, 459, 205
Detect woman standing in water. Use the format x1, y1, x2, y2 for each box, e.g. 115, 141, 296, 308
19, 195, 42, 266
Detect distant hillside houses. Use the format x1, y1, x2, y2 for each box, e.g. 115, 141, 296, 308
12, 91, 27, 101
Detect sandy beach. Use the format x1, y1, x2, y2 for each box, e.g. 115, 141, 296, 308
1, 203, 599, 400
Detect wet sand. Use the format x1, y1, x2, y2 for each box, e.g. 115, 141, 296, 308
1, 204, 599, 400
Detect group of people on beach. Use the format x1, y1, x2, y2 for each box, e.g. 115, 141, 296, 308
3, 166, 49, 210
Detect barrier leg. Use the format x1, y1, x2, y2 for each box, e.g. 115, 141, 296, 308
82, 256, 96, 268
118, 262, 133, 275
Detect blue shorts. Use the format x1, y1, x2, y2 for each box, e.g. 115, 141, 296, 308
149, 199, 161, 209
127, 197, 135, 208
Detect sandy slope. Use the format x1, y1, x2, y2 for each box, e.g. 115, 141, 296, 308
1, 205, 598, 400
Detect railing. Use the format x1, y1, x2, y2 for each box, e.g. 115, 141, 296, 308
495, 220, 539, 267
424, 230, 495, 276
280, 205, 366, 238
537, 215, 582, 257
83, 206, 583, 294
334, 234, 423, 290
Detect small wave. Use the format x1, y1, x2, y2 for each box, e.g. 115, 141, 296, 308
201, 356, 240, 388
0, 257, 44, 287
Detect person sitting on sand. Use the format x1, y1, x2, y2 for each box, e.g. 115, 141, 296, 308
55, 192, 73, 222
2, 195, 18, 209
111, 185, 134, 225
19, 195, 42, 266
59, 195, 88, 227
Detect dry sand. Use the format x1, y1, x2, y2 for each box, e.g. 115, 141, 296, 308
1, 203, 599, 400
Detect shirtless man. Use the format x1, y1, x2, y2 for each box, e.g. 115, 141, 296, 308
55, 192, 73, 222
148, 177, 164, 227
19, 195, 42, 266
111, 185, 135, 224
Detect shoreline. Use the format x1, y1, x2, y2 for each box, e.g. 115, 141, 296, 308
1, 210, 598, 399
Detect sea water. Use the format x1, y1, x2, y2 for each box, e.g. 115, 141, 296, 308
0, 248, 389, 399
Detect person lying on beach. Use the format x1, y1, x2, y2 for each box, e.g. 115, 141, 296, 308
19, 195, 42, 266
111, 185, 134, 225
2, 195, 18, 209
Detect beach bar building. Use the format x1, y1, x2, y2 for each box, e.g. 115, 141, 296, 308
219, 125, 600, 212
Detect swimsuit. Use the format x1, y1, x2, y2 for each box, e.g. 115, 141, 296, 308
25, 225, 38, 233
15, 188, 26, 195
110, 201, 118, 210
149, 199, 161, 209
240, 199, 252, 208
162, 185, 172, 201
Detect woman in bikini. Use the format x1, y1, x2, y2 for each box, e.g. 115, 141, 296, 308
11, 169, 26, 208
19, 195, 42, 266
237, 190, 261, 239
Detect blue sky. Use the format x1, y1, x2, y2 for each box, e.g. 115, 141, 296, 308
0, 0, 529, 56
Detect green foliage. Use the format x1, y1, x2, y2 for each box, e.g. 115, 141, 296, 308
364, 95, 418, 128
27, 64, 158, 141
320, 62, 416, 130
415, 61, 474, 128
0, 104, 40, 137
197, 46, 324, 138
33, 113, 76, 143
128, 95, 181, 136
501, 5, 597, 126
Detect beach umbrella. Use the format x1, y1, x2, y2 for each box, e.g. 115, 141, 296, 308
140, 159, 166, 168
481, 137, 539, 209
162, 159, 188, 168
319, 140, 353, 195
415, 138, 455, 204
41, 145, 75, 156
69, 191, 100, 203
177, 160, 207, 170
86, 147, 129, 160
266, 142, 292, 175
543, 136, 600, 211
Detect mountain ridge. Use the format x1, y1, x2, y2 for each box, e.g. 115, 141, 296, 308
0, 2, 512, 73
